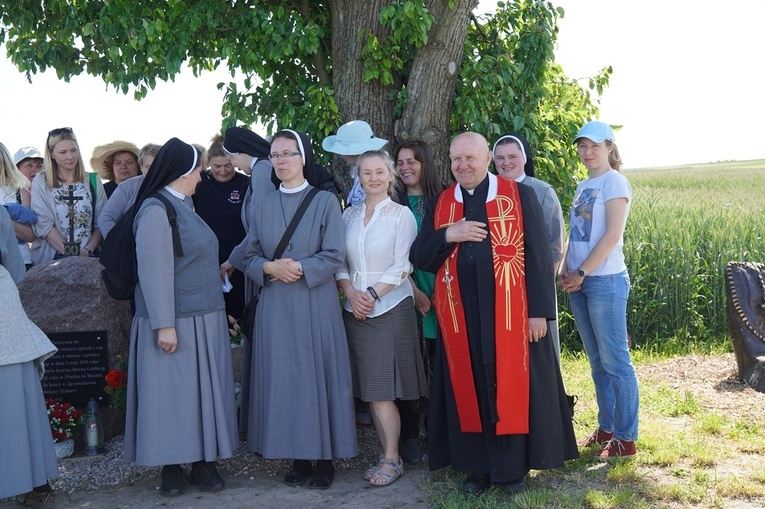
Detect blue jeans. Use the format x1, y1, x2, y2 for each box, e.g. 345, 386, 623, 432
569, 270, 639, 441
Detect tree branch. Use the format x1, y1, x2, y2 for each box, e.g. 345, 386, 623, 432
469, 12, 490, 42
298, 0, 331, 85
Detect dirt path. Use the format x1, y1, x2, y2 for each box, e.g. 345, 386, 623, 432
4, 353, 762, 508
1, 464, 434, 509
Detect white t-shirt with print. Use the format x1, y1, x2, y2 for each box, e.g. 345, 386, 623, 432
566, 169, 631, 276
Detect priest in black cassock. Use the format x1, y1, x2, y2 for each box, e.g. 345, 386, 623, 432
410, 132, 578, 494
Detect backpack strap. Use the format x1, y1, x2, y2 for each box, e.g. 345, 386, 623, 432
151, 192, 183, 257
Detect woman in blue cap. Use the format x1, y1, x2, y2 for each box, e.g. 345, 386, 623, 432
559, 120, 639, 460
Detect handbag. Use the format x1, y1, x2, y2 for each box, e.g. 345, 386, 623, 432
242, 188, 319, 340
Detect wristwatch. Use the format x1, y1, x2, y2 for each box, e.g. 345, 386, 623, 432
577, 268, 586, 278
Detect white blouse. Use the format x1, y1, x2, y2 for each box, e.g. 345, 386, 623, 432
336, 197, 417, 317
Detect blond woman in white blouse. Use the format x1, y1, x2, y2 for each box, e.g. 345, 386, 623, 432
336, 150, 427, 487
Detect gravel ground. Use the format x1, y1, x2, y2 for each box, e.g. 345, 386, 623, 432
0, 422, 427, 498
0, 423, 435, 509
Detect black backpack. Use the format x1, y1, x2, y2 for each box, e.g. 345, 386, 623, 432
99, 193, 182, 300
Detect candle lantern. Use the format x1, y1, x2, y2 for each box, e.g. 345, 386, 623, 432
83, 398, 105, 455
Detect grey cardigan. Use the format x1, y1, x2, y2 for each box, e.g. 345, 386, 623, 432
133, 190, 225, 328
99, 175, 144, 238
30, 172, 106, 264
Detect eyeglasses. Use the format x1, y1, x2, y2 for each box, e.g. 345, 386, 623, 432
268, 151, 301, 161
48, 127, 74, 137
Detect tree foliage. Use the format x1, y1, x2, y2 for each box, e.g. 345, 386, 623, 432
0, 0, 609, 205
453, 1, 611, 208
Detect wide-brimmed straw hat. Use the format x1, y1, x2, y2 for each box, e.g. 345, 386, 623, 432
321, 120, 387, 156
90, 141, 139, 180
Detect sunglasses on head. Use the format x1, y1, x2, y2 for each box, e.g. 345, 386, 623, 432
48, 127, 74, 137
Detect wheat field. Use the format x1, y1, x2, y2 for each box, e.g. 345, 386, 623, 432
559, 159, 765, 352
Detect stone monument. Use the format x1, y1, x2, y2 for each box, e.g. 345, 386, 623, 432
19, 256, 132, 440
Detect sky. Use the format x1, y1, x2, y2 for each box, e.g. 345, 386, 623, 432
1, 0, 763, 169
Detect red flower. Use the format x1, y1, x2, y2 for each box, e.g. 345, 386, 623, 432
45, 398, 83, 442
105, 369, 126, 389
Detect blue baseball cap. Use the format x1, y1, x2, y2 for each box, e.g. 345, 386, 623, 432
574, 121, 615, 144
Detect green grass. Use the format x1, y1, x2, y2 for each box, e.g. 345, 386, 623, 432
425, 352, 765, 508
424, 162, 765, 507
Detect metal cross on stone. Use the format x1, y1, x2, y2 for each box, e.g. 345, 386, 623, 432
62, 185, 82, 256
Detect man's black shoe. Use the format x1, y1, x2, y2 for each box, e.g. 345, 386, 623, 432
500, 476, 526, 494
462, 472, 490, 494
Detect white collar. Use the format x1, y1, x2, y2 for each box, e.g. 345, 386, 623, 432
279, 179, 310, 194
453, 173, 497, 204
515, 173, 526, 183
163, 186, 185, 200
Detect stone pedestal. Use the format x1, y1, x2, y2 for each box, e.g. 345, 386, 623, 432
19, 256, 132, 439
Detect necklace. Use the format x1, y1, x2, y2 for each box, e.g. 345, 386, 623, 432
409, 194, 425, 221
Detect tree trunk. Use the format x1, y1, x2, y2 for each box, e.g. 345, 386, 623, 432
329, 0, 398, 194
396, 0, 478, 183
329, 0, 477, 189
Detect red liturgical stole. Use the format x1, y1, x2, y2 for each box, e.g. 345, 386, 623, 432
433, 175, 529, 435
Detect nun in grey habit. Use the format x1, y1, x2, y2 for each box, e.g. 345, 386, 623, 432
0, 205, 58, 504
241, 130, 356, 490
121, 138, 238, 497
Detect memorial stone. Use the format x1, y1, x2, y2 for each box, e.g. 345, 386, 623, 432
19, 256, 132, 439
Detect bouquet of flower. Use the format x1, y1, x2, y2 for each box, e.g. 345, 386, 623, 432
104, 356, 127, 412
46, 398, 83, 443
